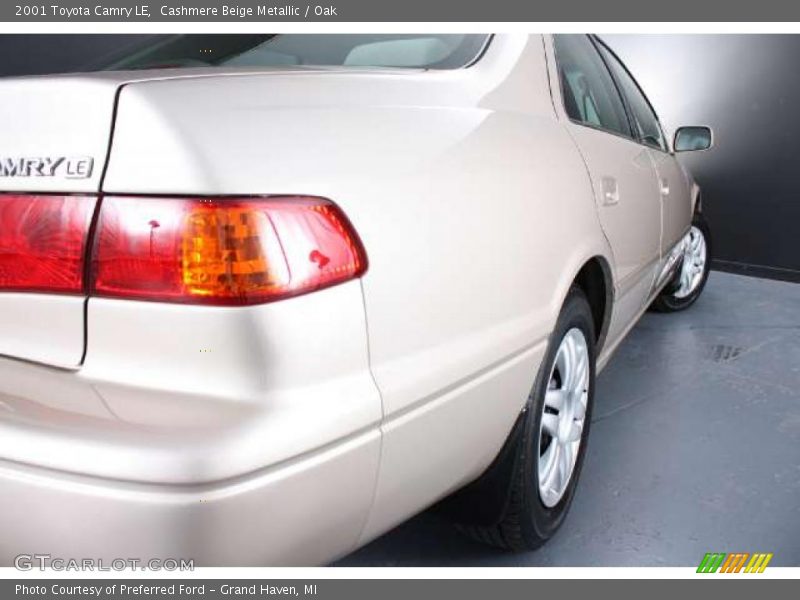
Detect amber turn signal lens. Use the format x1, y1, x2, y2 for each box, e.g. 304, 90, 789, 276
91, 196, 367, 305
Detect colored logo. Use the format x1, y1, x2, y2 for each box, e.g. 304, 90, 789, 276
697, 552, 773, 573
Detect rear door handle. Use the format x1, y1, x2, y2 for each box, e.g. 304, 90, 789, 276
601, 176, 619, 206
660, 178, 670, 196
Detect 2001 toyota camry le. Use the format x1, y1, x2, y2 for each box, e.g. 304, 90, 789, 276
0, 33, 713, 566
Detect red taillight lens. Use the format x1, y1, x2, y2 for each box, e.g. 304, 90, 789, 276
90, 196, 367, 305
0, 194, 96, 293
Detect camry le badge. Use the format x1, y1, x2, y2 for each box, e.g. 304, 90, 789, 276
0, 156, 94, 179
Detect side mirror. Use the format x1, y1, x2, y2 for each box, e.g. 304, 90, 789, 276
673, 126, 713, 152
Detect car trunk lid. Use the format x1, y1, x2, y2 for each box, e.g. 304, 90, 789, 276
0, 66, 425, 367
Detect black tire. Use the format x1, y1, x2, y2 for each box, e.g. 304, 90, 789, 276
449, 286, 596, 551
651, 212, 712, 313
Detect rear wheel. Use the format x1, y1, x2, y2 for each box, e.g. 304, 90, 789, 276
451, 286, 596, 551
651, 213, 711, 312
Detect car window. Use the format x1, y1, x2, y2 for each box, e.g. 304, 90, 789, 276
596, 42, 668, 152
552, 34, 632, 138
94, 34, 490, 71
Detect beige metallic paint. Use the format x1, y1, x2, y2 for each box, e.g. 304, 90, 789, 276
0, 34, 697, 565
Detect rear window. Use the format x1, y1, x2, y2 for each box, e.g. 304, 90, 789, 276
96, 34, 491, 71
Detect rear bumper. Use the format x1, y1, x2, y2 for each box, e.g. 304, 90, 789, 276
0, 281, 383, 566
0, 429, 380, 567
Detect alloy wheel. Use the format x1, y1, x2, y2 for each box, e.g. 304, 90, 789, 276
674, 225, 707, 299
538, 327, 590, 508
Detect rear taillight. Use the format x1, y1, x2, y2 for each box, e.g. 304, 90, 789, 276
90, 196, 367, 305
0, 194, 367, 305
0, 194, 96, 294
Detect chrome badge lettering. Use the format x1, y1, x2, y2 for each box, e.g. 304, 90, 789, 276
0, 156, 93, 179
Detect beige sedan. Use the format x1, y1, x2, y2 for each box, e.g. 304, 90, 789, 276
0, 33, 711, 565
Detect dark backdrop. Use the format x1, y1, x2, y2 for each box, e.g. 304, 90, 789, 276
0, 34, 796, 281
606, 35, 799, 282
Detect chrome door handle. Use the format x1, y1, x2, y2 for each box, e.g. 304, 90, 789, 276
660, 178, 670, 196
601, 176, 619, 206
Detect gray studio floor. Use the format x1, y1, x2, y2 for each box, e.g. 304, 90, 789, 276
337, 272, 800, 567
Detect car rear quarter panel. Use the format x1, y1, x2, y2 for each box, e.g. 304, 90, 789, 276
100, 34, 612, 545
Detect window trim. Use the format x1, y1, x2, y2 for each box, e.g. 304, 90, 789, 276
590, 35, 671, 154
551, 34, 636, 143
462, 34, 494, 69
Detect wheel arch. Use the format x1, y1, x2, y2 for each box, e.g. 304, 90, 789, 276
692, 182, 703, 214
435, 253, 614, 532
569, 255, 614, 355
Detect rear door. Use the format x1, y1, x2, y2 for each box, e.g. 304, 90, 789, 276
0, 76, 118, 367
549, 34, 662, 345
594, 40, 693, 255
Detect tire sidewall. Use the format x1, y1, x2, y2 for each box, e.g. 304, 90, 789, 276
519, 288, 596, 542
